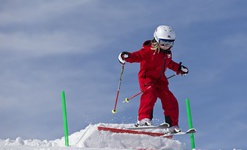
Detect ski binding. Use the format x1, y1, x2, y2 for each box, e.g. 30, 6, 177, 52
126, 122, 169, 130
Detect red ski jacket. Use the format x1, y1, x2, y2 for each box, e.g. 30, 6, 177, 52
125, 40, 181, 91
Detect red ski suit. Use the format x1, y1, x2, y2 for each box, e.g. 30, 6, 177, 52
125, 40, 181, 126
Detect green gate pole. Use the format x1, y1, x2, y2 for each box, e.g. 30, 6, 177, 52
186, 98, 195, 150
61, 91, 69, 147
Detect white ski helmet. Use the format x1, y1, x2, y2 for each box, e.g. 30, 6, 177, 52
153, 25, 176, 42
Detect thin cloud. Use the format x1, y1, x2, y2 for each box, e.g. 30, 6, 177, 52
0, 31, 105, 57
0, 0, 92, 25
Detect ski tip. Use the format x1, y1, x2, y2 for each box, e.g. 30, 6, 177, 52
189, 128, 196, 131
187, 128, 197, 133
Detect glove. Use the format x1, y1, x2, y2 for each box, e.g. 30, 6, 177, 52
118, 51, 129, 64
179, 65, 189, 76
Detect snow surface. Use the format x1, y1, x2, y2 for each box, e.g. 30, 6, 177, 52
0, 123, 186, 150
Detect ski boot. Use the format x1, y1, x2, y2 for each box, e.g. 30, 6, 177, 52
135, 118, 152, 127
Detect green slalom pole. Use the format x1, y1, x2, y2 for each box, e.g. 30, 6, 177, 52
186, 98, 195, 150
61, 91, 69, 147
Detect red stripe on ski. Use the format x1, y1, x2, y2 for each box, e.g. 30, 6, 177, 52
97, 126, 172, 138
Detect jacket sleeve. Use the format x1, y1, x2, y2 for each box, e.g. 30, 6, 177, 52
167, 59, 181, 74
125, 48, 148, 63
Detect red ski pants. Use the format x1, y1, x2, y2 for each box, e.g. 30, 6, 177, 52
138, 86, 179, 126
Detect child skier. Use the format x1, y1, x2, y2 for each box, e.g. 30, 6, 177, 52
118, 25, 189, 133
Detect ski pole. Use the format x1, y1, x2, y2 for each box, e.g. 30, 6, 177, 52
167, 73, 177, 79
124, 73, 177, 103
112, 64, 125, 114
124, 86, 151, 103
124, 91, 143, 103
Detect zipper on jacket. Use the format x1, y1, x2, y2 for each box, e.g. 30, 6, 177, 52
157, 56, 166, 81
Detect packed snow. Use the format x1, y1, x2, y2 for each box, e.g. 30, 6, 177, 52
0, 123, 186, 150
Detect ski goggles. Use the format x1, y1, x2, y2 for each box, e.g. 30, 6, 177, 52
159, 39, 174, 47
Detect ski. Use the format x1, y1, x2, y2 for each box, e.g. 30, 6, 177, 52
98, 125, 195, 138
163, 128, 196, 137
97, 126, 172, 138
126, 122, 169, 130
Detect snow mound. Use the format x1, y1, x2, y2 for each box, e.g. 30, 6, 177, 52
0, 123, 185, 150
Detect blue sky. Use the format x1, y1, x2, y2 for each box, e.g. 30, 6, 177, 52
0, 0, 247, 149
